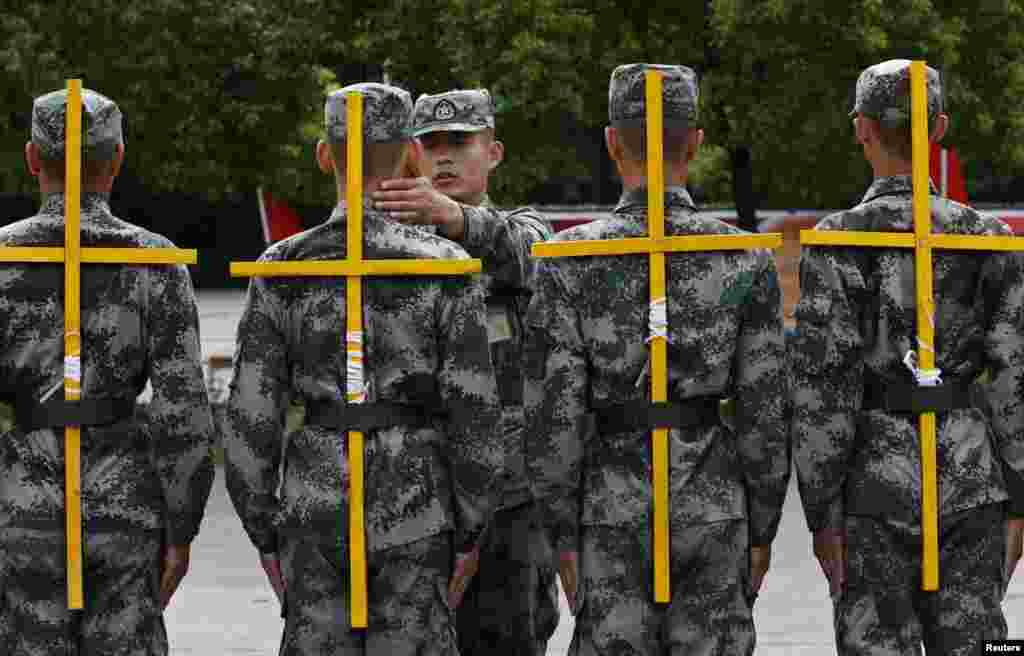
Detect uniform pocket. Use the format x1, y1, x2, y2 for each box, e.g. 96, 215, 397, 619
522, 325, 550, 380
791, 292, 835, 377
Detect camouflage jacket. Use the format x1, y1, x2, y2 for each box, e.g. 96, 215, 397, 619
0, 192, 215, 543
792, 175, 1024, 533
460, 195, 552, 507
523, 186, 790, 551
223, 200, 503, 555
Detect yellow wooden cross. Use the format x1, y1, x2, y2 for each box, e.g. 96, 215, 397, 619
800, 61, 1024, 591
0, 79, 197, 609
531, 70, 783, 603
228, 91, 483, 629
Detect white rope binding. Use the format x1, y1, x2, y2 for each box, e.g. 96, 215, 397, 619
903, 350, 942, 387
64, 354, 81, 384
646, 297, 668, 344
40, 332, 83, 403
346, 331, 366, 403
904, 309, 941, 386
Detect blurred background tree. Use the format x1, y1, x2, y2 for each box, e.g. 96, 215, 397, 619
2, 0, 1022, 211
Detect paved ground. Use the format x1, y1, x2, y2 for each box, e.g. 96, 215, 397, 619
170, 289, 1023, 654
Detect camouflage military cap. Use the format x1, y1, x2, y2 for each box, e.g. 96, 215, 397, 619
325, 82, 413, 144
31, 88, 123, 160
849, 59, 943, 127
608, 63, 698, 127
410, 89, 495, 137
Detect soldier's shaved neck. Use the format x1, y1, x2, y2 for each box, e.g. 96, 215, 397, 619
25, 141, 123, 193
322, 140, 409, 197
605, 125, 700, 191
854, 114, 949, 179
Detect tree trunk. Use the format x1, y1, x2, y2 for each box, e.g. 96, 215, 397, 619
731, 145, 757, 232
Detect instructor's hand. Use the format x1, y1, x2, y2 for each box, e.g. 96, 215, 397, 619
372, 177, 464, 239
159, 544, 191, 610
260, 553, 286, 607
1007, 517, 1024, 586
750, 544, 771, 597
448, 546, 480, 610
558, 550, 580, 616
813, 527, 847, 598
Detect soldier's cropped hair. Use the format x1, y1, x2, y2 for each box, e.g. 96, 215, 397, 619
874, 123, 914, 162
615, 124, 693, 165
38, 154, 118, 185
328, 140, 409, 180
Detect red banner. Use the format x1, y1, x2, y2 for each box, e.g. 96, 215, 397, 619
930, 144, 968, 205
258, 187, 304, 244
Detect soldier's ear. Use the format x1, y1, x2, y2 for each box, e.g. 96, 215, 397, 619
488, 138, 504, 171
853, 116, 872, 147
930, 114, 949, 145
109, 142, 125, 179
24, 142, 41, 177
687, 128, 704, 162
316, 140, 334, 174
605, 126, 621, 164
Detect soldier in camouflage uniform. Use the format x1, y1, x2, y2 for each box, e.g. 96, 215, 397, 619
223, 82, 504, 655
372, 87, 557, 656
0, 89, 216, 655
792, 59, 1024, 655
522, 64, 789, 655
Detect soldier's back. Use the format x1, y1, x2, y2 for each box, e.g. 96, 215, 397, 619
805, 180, 1018, 522
0, 192, 210, 535
541, 193, 783, 531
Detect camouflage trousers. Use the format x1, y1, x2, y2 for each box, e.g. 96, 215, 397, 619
0, 527, 166, 656
279, 531, 457, 656
835, 503, 1008, 656
455, 500, 560, 656
572, 520, 755, 656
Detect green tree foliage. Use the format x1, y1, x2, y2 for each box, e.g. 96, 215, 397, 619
708, 0, 1024, 207
0, 0, 334, 201
3, 1, 1023, 208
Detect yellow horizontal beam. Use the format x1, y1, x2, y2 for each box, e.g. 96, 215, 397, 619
928, 234, 1024, 251
230, 259, 482, 278
0, 247, 197, 264
532, 233, 782, 258
800, 231, 916, 248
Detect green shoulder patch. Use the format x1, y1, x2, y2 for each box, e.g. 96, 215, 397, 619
720, 269, 755, 306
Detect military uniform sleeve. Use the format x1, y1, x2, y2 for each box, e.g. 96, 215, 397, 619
792, 244, 864, 533
981, 250, 1024, 517
223, 271, 290, 554
523, 258, 586, 553
458, 205, 552, 289
146, 263, 216, 545
437, 273, 504, 551
732, 255, 790, 546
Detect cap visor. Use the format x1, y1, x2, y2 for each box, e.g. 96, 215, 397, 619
410, 123, 490, 137
610, 117, 692, 130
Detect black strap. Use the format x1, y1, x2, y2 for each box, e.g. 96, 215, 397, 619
305, 400, 441, 432
861, 373, 984, 414
15, 397, 135, 431
593, 397, 722, 435
497, 369, 523, 406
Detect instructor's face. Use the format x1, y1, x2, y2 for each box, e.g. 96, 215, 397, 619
417, 131, 495, 204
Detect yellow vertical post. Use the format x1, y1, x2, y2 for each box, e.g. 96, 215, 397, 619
63, 79, 85, 610
910, 61, 939, 591
345, 92, 369, 629
646, 70, 671, 604
0, 81, 196, 611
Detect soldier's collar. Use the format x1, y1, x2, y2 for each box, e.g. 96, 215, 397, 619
39, 191, 112, 217
861, 175, 938, 204
614, 185, 696, 215
477, 193, 493, 208
328, 196, 382, 224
